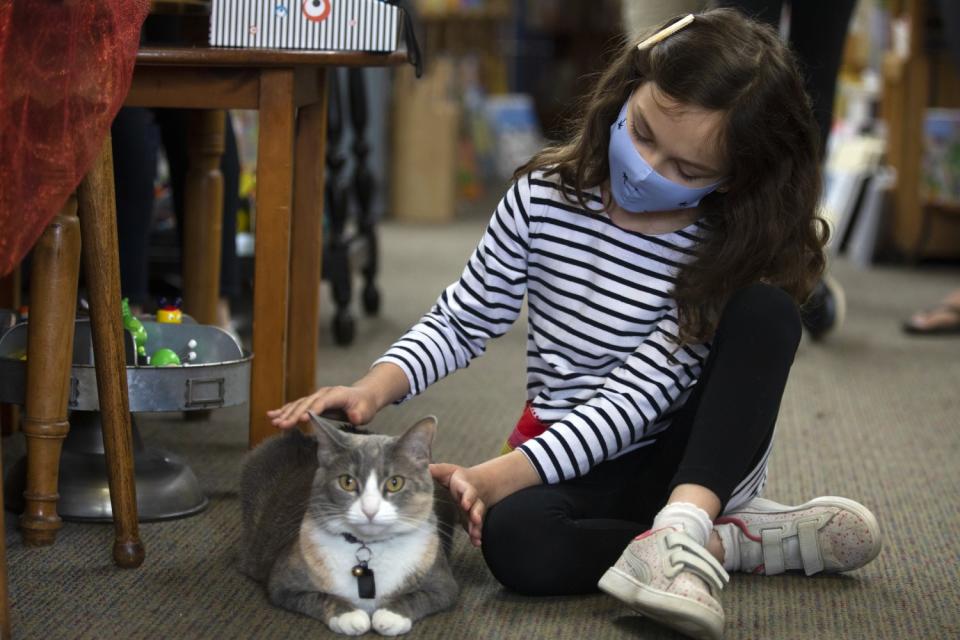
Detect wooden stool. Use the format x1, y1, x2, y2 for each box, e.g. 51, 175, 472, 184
19, 139, 144, 568
128, 46, 405, 447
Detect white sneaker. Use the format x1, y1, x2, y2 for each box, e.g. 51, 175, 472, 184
715, 496, 882, 576
598, 527, 729, 640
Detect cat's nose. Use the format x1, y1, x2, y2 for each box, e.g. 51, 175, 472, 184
361, 500, 379, 521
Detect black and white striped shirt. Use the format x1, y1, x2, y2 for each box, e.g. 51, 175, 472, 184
375, 171, 714, 484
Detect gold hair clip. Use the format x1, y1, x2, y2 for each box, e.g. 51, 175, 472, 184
637, 14, 695, 51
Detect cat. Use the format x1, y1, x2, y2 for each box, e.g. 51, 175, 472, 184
240, 413, 459, 636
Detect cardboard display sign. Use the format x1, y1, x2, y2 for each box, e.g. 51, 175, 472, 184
210, 0, 400, 52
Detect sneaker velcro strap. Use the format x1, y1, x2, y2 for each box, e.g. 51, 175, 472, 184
798, 520, 824, 575
669, 549, 729, 592
665, 532, 730, 592
761, 528, 786, 575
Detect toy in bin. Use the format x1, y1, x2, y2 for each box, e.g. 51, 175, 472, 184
157, 297, 183, 324
120, 298, 148, 359
151, 348, 181, 367
152, 336, 199, 367
120, 297, 200, 366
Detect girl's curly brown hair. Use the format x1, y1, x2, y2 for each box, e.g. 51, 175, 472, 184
515, 8, 829, 345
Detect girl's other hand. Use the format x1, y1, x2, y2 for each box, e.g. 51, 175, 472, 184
430, 463, 485, 548
266, 385, 379, 428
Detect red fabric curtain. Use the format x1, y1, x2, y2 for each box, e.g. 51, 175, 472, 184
0, 0, 150, 277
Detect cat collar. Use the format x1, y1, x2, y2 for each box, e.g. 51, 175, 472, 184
343, 533, 376, 599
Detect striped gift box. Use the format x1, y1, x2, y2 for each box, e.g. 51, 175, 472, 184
210, 0, 401, 51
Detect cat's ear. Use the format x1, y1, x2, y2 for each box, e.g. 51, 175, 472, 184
397, 415, 437, 464
306, 411, 351, 452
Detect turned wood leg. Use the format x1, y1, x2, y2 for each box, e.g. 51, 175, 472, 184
21, 198, 81, 546
286, 69, 329, 403
249, 69, 295, 448
182, 110, 226, 325
77, 137, 145, 568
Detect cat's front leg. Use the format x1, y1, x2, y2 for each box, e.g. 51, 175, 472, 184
372, 561, 459, 636
270, 576, 371, 636
370, 609, 412, 636
277, 589, 371, 635
328, 608, 372, 636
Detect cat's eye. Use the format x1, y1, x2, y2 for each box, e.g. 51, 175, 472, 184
337, 475, 357, 492
385, 476, 405, 493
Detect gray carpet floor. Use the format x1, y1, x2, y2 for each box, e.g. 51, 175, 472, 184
3, 215, 960, 639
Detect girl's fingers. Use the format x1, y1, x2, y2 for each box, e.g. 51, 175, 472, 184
427, 464, 483, 544
429, 463, 459, 488
468, 521, 482, 546
276, 396, 307, 423
272, 391, 325, 427
469, 500, 484, 527
293, 389, 332, 421
268, 402, 296, 425
458, 483, 477, 512
274, 399, 307, 426
267, 398, 298, 418
468, 501, 484, 541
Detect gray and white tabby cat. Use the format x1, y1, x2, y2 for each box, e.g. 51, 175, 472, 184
240, 413, 458, 636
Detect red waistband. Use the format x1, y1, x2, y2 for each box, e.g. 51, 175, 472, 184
505, 402, 549, 449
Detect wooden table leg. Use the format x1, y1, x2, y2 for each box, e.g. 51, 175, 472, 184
77, 137, 145, 568
21, 198, 81, 546
249, 69, 296, 447
286, 70, 329, 402
182, 110, 226, 325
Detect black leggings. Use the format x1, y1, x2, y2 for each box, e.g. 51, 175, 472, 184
112, 107, 241, 306
481, 284, 802, 595
716, 0, 856, 158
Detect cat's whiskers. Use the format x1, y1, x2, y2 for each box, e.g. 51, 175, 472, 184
392, 515, 458, 539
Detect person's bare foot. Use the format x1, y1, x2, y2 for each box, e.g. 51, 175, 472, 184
904, 288, 960, 334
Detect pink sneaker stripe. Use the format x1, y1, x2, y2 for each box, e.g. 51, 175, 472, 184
633, 527, 670, 541
715, 515, 763, 543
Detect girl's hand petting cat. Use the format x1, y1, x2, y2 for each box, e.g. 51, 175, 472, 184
267, 385, 380, 428
431, 452, 542, 547
268, 363, 411, 428
430, 463, 485, 547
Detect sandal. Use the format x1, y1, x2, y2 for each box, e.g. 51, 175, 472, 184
902, 303, 960, 335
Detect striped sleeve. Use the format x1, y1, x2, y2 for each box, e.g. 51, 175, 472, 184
517, 308, 709, 483
372, 177, 532, 399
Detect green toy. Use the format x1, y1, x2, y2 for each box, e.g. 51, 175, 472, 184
120, 297, 148, 359
150, 348, 181, 367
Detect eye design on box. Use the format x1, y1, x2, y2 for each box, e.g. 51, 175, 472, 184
302, 0, 331, 22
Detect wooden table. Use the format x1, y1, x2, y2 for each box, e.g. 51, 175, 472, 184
127, 46, 405, 446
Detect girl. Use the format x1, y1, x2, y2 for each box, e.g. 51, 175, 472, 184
269, 9, 881, 639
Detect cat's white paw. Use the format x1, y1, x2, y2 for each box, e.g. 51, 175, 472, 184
329, 609, 371, 636
372, 609, 412, 636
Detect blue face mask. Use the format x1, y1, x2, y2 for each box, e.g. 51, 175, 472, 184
608, 100, 722, 213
